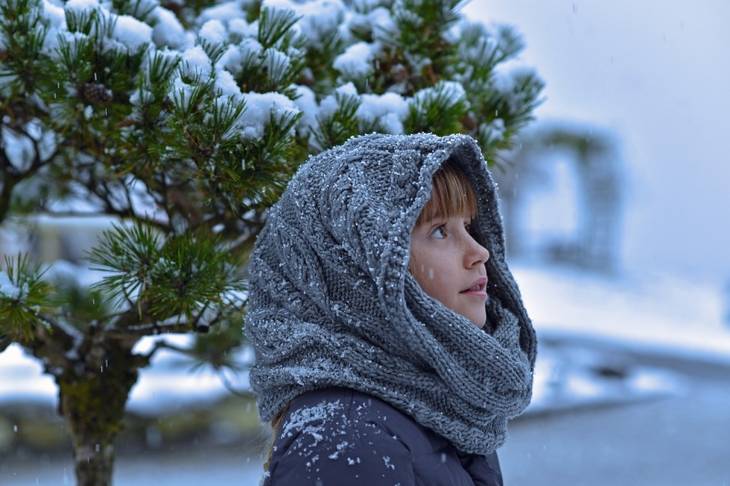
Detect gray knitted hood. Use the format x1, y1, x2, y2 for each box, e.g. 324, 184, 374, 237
244, 132, 537, 455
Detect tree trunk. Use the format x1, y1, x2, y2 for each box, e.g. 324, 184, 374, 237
69, 439, 115, 486
57, 342, 139, 486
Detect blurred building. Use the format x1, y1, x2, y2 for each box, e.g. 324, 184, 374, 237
492, 120, 625, 275
0, 214, 111, 266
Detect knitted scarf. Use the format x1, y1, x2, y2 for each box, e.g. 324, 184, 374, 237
244, 133, 537, 455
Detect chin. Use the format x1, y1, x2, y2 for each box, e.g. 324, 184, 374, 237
470, 316, 486, 328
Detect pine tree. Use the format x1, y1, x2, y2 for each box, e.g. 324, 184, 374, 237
0, 0, 544, 483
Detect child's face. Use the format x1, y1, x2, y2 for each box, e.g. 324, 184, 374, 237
409, 213, 490, 328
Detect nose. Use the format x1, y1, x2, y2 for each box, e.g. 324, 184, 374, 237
465, 236, 490, 267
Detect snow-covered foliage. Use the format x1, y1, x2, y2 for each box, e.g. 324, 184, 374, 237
0, 270, 25, 299
333, 41, 377, 78
239, 91, 299, 139
3, 0, 543, 166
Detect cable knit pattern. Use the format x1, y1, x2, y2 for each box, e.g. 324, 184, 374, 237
243, 133, 537, 455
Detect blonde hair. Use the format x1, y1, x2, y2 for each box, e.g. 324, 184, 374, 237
263, 402, 290, 473
416, 157, 478, 226
262, 159, 477, 473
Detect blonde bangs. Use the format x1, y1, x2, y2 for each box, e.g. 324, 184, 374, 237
416, 159, 478, 226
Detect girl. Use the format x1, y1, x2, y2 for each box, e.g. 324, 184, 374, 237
244, 133, 537, 485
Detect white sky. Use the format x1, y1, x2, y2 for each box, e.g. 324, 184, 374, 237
464, 0, 730, 286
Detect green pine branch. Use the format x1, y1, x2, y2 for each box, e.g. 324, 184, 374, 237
86, 221, 247, 327
404, 81, 468, 135
312, 92, 361, 152
0, 253, 52, 342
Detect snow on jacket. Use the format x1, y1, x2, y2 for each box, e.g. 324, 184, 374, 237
263, 385, 504, 486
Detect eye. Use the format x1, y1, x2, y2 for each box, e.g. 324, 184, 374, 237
431, 225, 447, 239
431, 222, 474, 239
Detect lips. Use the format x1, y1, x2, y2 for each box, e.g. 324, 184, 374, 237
460, 276, 487, 293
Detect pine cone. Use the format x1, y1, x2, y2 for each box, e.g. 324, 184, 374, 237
82, 82, 113, 104
390, 63, 409, 83
461, 114, 477, 131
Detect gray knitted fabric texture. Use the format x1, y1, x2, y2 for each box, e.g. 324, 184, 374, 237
243, 132, 537, 455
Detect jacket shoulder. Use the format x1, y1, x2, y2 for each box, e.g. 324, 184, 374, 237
265, 386, 415, 485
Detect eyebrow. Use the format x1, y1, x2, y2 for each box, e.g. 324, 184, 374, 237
420, 215, 474, 230
425, 214, 473, 222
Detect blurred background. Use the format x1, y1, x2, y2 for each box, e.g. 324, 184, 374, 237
2, 0, 729, 485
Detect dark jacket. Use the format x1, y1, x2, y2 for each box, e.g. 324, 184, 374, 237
264, 386, 503, 486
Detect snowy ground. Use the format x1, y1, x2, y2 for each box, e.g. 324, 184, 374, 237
2, 450, 265, 485
512, 262, 730, 366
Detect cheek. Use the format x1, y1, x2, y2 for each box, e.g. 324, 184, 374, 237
409, 245, 448, 292
410, 254, 433, 280
414, 263, 447, 297
408, 245, 423, 273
